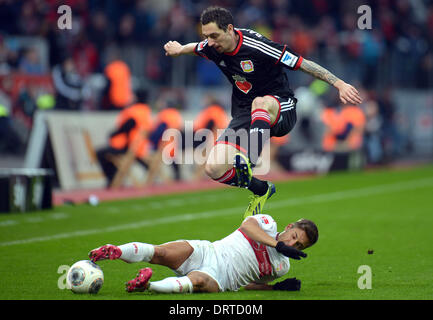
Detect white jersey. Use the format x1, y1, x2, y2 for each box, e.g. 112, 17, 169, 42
175, 214, 291, 291
212, 214, 290, 291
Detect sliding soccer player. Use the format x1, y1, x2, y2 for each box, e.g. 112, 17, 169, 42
89, 214, 318, 293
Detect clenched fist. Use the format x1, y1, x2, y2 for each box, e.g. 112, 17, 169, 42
164, 41, 183, 57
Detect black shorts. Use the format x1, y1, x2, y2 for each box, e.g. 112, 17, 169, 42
216, 95, 297, 153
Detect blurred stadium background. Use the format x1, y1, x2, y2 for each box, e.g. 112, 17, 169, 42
0, 0, 432, 211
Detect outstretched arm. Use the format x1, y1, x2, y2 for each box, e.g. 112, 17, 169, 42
299, 58, 363, 105
164, 41, 198, 57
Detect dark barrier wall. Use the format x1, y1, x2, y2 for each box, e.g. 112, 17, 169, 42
0, 169, 53, 213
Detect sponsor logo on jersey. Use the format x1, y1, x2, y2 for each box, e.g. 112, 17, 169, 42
240, 60, 254, 73
261, 216, 269, 224
281, 51, 297, 68
232, 74, 252, 94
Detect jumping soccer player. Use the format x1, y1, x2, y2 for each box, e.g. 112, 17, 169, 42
164, 7, 362, 218
89, 214, 318, 293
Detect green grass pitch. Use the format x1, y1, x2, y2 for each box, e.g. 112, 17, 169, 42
1, 164, 433, 301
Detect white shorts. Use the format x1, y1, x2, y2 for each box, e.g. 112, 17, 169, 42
173, 240, 224, 292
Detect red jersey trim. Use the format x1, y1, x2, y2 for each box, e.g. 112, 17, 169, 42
238, 228, 273, 277
294, 56, 304, 70
275, 45, 287, 65
224, 29, 243, 56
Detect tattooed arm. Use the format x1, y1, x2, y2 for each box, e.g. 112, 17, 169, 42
299, 58, 363, 105
299, 58, 339, 85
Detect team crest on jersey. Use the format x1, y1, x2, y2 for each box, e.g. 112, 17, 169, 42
232, 74, 252, 94
240, 60, 254, 73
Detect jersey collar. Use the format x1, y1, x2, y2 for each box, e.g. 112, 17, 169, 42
224, 29, 243, 56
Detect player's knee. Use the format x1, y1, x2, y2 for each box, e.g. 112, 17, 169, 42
191, 274, 206, 289
189, 273, 219, 293
149, 246, 166, 264
204, 162, 223, 180
252, 96, 269, 112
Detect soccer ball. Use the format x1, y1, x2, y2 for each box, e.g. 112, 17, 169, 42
67, 260, 104, 294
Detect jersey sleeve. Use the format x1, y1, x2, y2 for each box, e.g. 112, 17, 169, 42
249, 214, 277, 236
278, 46, 304, 70
194, 40, 219, 62
241, 29, 303, 70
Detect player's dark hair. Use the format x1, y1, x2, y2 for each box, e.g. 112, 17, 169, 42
294, 219, 319, 248
200, 6, 234, 31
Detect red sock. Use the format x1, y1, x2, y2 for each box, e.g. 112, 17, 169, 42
214, 168, 239, 186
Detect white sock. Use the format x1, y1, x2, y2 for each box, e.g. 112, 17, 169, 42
148, 276, 193, 293
118, 242, 155, 263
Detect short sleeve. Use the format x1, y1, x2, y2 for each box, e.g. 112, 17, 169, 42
194, 40, 219, 62
241, 29, 303, 70
278, 47, 304, 70
249, 214, 277, 236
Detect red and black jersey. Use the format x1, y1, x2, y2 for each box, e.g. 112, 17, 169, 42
194, 28, 303, 123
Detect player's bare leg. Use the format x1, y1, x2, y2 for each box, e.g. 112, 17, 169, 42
90, 241, 193, 267
201, 96, 280, 217
149, 241, 194, 269
186, 271, 220, 293
204, 143, 238, 181
90, 241, 204, 293
125, 242, 215, 294
252, 96, 279, 123
241, 96, 279, 216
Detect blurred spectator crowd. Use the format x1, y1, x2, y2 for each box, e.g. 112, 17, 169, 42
0, 0, 432, 168
0, 0, 432, 87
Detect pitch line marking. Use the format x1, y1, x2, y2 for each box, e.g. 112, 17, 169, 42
0, 212, 70, 228
1, 177, 433, 247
